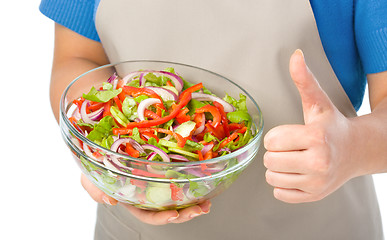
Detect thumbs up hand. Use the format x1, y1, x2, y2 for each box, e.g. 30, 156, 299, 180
263, 49, 360, 203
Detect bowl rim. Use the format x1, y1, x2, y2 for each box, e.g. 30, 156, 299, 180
60, 60, 264, 177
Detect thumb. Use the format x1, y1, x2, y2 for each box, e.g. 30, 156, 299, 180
289, 49, 334, 123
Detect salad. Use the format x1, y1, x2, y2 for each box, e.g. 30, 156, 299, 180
67, 67, 256, 209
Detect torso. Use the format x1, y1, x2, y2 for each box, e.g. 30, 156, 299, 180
93, 1, 383, 239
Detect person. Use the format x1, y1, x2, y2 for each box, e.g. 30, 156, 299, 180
40, 0, 387, 239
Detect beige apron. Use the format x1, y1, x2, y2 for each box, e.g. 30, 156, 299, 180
94, 0, 383, 239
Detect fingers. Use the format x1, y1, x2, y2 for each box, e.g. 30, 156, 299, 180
80, 174, 118, 205
121, 204, 180, 225
170, 200, 212, 224
273, 188, 315, 204
120, 200, 212, 225
265, 170, 308, 190
80, 174, 212, 225
289, 49, 334, 123
264, 124, 310, 151
264, 151, 307, 173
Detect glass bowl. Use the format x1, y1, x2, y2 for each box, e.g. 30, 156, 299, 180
60, 60, 263, 211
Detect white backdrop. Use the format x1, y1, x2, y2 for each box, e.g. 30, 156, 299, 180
1, 1, 386, 239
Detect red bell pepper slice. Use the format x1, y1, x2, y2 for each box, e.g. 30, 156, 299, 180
87, 101, 105, 112
141, 132, 160, 142
131, 168, 165, 178
228, 123, 246, 132
170, 182, 184, 201
204, 148, 213, 160
130, 179, 147, 190
175, 107, 190, 124
73, 97, 85, 110
102, 100, 112, 117
113, 96, 123, 111
166, 80, 174, 87
217, 126, 247, 150
126, 142, 140, 158
116, 79, 126, 102
213, 101, 230, 137
195, 105, 221, 128
205, 123, 225, 140
179, 83, 204, 99
193, 112, 205, 128
144, 109, 161, 120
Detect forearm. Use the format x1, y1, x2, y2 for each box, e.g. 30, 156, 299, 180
351, 97, 387, 176
50, 58, 103, 122
50, 23, 109, 122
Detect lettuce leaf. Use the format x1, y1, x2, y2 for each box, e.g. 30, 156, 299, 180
129, 127, 146, 145
86, 116, 115, 145
223, 93, 247, 111
83, 86, 122, 103
122, 97, 138, 120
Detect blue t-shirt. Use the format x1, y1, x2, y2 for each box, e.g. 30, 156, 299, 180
39, 0, 387, 111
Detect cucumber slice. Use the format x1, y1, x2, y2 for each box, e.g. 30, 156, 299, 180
146, 184, 171, 204
174, 121, 196, 138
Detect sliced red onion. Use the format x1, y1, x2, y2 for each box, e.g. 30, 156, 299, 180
122, 71, 142, 85
192, 92, 235, 112
103, 157, 120, 171
219, 147, 231, 154
118, 148, 128, 155
193, 113, 205, 135
142, 144, 170, 162
88, 107, 104, 121
139, 73, 146, 86
205, 163, 227, 173
201, 142, 214, 156
109, 157, 133, 172
183, 168, 206, 177
83, 142, 104, 163
107, 73, 118, 83
111, 138, 145, 155
112, 78, 118, 90
159, 71, 183, 93
71, 137, 83, 150
145, 86, 178, 101
147, 152, 157, 161
122, 70, 183, 93
80, 100, 98, 125
111, 138, 130, 152
146, 164, 166, 175
129, 139, 146, 154
137, 98, 162, 121
168, 154, 190, 162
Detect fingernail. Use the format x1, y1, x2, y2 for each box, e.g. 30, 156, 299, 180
167, 216, 179, 222
201, 202, 212, 214
189, 212, 203, 218
296, 49, 304, 57
102, 196, 112, 205
202, 209, 210, 214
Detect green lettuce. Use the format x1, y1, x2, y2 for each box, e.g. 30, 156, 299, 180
223, 93, 247, 111
86, 116, 116, 146
83, 86, 122, 103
